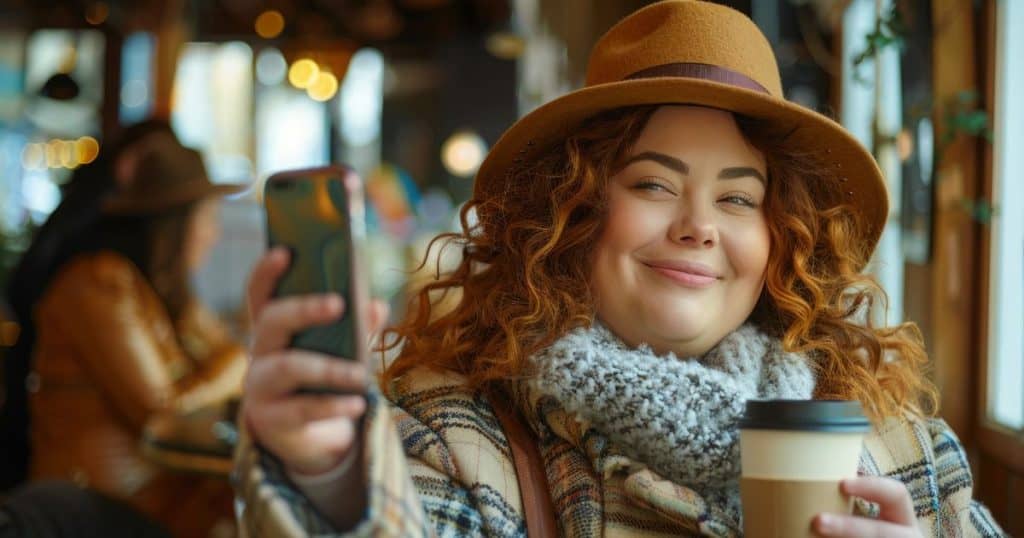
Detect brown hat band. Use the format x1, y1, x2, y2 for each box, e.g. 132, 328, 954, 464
625, 62, 770, 95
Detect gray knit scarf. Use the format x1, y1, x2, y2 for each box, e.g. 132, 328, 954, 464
528, 321, 816, 513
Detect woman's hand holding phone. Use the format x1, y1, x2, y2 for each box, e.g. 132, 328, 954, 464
242, 247, 388, 476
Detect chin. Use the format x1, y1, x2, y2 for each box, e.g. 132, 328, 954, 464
642, 318, 706, 347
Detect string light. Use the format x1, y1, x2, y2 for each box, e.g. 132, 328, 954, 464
57, 140, 77, 168
21, 137, 101, 170
21, 144, 44, 170
76, 136, 100, 164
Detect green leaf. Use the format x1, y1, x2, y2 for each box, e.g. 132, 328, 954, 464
956, 90, 979, 104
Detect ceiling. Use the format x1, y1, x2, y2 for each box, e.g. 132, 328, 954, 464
2, 0, 512, 58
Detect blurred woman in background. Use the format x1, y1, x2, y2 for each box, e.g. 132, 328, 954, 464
1, 119, 176, 490
26, 139, 248, 536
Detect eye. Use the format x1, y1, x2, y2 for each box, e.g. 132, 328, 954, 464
720, 194, 758, 208
631, 179, 675, 194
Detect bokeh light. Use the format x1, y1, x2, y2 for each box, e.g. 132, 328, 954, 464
21, 143, 44, 170
485, 32, 525, 60
441, 130, 487, 177
255, 48, 287, 86
44, 140, 61, 168
255, 10, 285, 39
85, 2, 109, 25
306, 71, 338, 101
22, 138, 100, 170
76, 136, 100, 164
287, 58, 319, 89
57, 139, 77, 168
120, 79, 149, 108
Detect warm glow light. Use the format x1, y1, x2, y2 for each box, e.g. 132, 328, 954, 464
306, 71, 338, 101
44, 140, 62, 168
897, 129, 914, 162
86, 2, 109, 25
486, 32, 525, 60
76, 136, 100, 164
255, 10, 285, 39
21, 143, 44, 170
58, 140, 77, 168
288, 59, 319, 89
441, 130, 487, 177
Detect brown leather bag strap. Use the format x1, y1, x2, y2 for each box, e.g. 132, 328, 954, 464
487, 389, 559, 537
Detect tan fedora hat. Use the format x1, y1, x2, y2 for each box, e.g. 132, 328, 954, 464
104, 140, 248, 215
475, 0, 887, 261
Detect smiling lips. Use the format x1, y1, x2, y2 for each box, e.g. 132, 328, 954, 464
644, 260, 720, 288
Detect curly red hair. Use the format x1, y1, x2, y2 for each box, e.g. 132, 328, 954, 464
380, 106, 938, 422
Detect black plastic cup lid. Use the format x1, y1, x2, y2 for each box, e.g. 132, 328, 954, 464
738, 399, 871, 433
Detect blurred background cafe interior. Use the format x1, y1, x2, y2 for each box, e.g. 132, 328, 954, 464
0, 0, 1020, 536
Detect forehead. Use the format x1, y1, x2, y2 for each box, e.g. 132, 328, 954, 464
629, 105, 765, 169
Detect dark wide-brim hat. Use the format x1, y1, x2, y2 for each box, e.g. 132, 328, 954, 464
104, 141, 248, 215
474, 0, 888, 265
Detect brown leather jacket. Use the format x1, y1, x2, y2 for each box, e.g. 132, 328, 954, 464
28, 251, 246, 532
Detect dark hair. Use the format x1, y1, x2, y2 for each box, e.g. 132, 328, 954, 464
83, 203, 197, 323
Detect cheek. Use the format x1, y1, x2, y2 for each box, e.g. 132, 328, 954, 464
599, 195, 664, 254
725, 221, 771, 279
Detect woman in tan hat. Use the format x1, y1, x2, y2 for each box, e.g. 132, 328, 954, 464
234, 1, 1003, 536
27, 140, 250, 536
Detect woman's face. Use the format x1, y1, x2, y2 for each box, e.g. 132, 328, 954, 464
590, 105, 770, 357
185, 197, 222, 272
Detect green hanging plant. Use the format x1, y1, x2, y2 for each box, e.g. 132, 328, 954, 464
853, 4, 996, 225
940, 90, 994, 147
958, 197, 998, 225
939, 90, 996, 224
852, 2, 909, 86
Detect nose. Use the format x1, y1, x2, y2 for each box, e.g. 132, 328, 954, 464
671, 205, 718, 248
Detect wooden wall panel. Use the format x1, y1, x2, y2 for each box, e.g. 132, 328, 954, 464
929, 0, 982, 452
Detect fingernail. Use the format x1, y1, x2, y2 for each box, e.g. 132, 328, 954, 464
325, 294, 344, 313
816, 514, 836, 534
839, 478, 854, 494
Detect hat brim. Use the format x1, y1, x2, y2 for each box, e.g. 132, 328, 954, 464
474, 77, 888, 261
103, 182, 250, 215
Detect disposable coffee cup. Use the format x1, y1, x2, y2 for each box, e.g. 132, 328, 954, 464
738, 400, 871, 538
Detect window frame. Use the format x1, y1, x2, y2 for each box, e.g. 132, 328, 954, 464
976, 0, 1024, 474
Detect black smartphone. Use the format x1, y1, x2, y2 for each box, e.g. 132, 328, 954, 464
263, 165, 370, 372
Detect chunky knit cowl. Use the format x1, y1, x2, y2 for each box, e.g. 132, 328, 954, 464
523, 321, 816, 523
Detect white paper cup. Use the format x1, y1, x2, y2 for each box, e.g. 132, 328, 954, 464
738, 400, 870, 538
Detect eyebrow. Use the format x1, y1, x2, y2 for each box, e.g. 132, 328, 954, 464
622, 151, 766, 185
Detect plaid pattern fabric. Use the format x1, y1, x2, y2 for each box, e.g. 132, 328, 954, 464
233, 391, 429, 538
859, 416, 1006, 537
233, 368, 1005, 537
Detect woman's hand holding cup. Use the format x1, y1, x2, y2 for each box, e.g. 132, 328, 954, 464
812, 476, 922, 537
241, 247, 388, 476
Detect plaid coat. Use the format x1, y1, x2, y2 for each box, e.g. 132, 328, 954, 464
233, 368, 1005, 537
